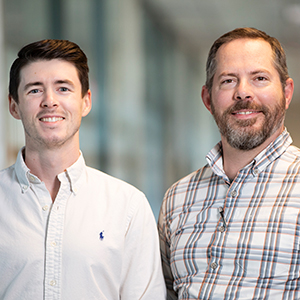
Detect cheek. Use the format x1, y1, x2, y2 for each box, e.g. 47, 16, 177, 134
18, 104, 38, 122
257, 89, 284, 107
212, 90, 233, 110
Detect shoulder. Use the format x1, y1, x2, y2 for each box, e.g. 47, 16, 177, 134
164, 164, 212, 201
160, 165, 212, 216
86, 167, 157, 234
84, 166, 151, 219
0, 164, 22, 198
284, 144, 300, 158
278, 144, 300, 167
85, 166, 144, 197
0, 164, 17, 183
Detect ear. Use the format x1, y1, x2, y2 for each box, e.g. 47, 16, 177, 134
284, 78, 294, 110
82, 89, 92, 117
201, 85, 213, 114
8, 95, 21, 120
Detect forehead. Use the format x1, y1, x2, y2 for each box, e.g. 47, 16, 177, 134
215, 38, 275, 72
19, 59, 79, 84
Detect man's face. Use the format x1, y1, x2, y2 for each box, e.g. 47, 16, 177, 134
202, 38, 293, 151
9, 59, 91, 150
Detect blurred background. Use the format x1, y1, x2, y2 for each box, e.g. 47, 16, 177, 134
1, 0, 300, 219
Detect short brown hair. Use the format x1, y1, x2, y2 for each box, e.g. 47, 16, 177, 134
205, 27, 289, 95
9, 39, 89, 103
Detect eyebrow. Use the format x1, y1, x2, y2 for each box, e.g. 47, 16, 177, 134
23, 81, 43, 91
23, 79, 75, 91
55, 79, 75, 87
217, 69, 271, 80
218, 72, 237, 79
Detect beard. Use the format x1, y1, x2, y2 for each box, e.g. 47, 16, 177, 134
211, 98, 286, 151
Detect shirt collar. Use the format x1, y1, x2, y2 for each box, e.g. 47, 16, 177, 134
206, 141, 224, 178
206, 129, 292, 178
14, 147, 86, 194
254, 129, 292, 172
15, 147, 31, 193
58, 153, 86, 195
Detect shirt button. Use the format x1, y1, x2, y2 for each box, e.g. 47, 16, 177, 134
51, 241, 57, 247
218, 226, 225, 233
50, 280, 56, 286
253, 168, 259, 175
42, 205, 49, 211
29, 175, 35, 182
211, 262, 218, 270
231, 190, 237, 197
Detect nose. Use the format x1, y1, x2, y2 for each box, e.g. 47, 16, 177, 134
234, 79, 253, 101
41, 90, 58, 108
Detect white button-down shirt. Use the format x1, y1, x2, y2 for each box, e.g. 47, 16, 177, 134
0, 149, 166, 299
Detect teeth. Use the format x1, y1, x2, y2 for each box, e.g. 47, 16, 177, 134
40, 117, 63, 122
236, 111, 255, 115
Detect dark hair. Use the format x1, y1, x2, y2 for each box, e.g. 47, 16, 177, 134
9, 39, 89, 103
205, 27, 289, 95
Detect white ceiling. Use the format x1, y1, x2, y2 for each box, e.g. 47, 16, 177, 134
144, 0, 300, 51
142, 0, 300, 97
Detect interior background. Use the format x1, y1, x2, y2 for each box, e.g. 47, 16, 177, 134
1, 0, 300, 219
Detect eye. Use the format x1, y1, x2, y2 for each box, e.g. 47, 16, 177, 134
222, 79, 233, 84
221, 78, 235, 85
29, 88, 40, 94
59, 87, 70, 92
255, 75, 269, 82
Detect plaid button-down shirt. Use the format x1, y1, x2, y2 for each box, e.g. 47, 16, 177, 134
158, 130, 300, 300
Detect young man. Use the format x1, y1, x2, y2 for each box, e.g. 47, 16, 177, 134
158, 28, 300, 299
0, 40, 166, 299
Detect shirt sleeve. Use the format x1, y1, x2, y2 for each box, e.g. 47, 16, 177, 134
120, 191, 166, 299
158, 197, 178, 300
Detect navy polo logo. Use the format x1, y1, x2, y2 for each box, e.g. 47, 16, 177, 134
99, 231, 104, 240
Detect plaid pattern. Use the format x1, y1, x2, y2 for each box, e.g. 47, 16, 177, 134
158, 130, 300, 300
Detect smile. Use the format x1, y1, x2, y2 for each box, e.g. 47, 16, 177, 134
235, 111, 257, 115
40, 117, 64, 122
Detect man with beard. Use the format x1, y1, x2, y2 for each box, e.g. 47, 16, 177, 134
158, 27, 300, 299
0, 40, 166, 299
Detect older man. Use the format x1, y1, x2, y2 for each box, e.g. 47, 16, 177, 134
159, 27, 299, 300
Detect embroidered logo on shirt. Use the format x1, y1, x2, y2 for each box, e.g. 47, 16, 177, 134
99, 231, 104, 240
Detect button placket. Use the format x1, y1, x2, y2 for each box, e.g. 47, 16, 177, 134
42, 205, 49, 211
49, 280, 56, 286
44, 178, 72, 298
253, 168, 259, 175
218, 225, 225, 233
44, 206, 62, 297
211, 262, 218, 270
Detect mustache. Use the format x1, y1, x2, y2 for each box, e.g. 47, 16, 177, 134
226, 101, 267, 114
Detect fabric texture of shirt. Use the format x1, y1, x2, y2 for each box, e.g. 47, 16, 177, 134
0, 149, 166, 300
158, 130, 300, 300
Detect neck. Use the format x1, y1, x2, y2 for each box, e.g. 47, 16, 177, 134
24, 144, 80, 202
222, 145, 260, 181
222, 129, 283, 181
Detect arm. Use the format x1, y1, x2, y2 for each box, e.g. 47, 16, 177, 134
158, 199, 178, 300
120, 192, 166, 299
